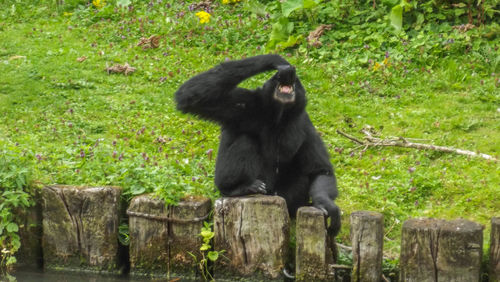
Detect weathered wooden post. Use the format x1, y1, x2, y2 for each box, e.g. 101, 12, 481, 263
42, 185, 122, 272
400, 218, 483, 282
350, 211, 384, 282
295, 206, 336, 281
491, 217, 500, 282
127, 194, 211, 278
168, 196, 211, 277
128, 194, 170, 276
213, 195, 289, 280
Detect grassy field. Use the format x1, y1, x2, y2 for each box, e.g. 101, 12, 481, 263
1, 0, 499, 271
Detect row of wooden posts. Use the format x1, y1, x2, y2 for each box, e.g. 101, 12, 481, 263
15, 185, 500, 281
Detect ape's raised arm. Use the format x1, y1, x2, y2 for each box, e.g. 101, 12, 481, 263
174, 54, 290, 123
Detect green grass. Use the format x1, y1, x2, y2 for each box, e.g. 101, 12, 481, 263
0, 0, 499, 263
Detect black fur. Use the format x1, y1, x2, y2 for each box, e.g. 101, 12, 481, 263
175, 54, 340, 235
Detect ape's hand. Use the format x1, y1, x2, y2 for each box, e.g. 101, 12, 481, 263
309, 175, 341, 237
314, 199, 341, 237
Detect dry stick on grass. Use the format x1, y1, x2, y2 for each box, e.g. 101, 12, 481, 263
336, 129, 497, 161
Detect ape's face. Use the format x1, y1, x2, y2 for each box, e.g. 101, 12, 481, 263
273, 65, 296, 104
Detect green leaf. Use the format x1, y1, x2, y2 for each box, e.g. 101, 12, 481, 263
282, 0, 303, 17
200, 229, 214, 239
6, 256, 17, 265
207, 251, 219, 261
390, 4, 403, 32
303, 0, 319, 9
6, 222, 18, 233
243, 0, 267, 16
200, 244, 210, 251
277, 35, 303, 50
116, 0, 131, 6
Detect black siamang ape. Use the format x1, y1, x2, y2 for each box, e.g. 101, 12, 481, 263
175, 54, 340, 235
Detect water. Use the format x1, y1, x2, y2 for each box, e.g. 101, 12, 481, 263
11, 268, 178, 282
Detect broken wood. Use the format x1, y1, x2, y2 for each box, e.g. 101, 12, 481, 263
337, 129, 497, 161
128, 194, 170, 276
307, 24, 332, 47
295, 206, 336, 281
137, 35, 161, 50
350, 211, 384, 282
400, 218, 483, 282
213, 195, 289, 280
105, 63, 136, 75
42, 185, 122, 272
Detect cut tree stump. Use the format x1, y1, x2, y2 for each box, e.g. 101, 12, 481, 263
127, 194, 211, 278
169, 196, 211, 277
213, 195, 290, 280
400, 218, 483, 282
42, 185, 122, 272
295, 206, 336, 281
350, 211, 384, 282
128, 194, 169, 276
491, 217, 500, 282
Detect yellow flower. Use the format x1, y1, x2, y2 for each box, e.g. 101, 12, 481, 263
373, 62, 381, 71
195, 11, 211, 24
383, 57, 391, 67
63, 12, 73, 16
222, 0, 241, 4
92, 0, 106, 9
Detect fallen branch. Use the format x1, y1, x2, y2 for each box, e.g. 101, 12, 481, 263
337, 129, 497, 161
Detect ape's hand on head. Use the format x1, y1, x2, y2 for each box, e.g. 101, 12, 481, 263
174, 55, 341, 237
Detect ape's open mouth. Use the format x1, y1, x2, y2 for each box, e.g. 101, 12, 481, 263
274, 84, 295, 103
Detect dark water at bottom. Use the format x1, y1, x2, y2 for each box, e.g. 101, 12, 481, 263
10, 268, 183, 282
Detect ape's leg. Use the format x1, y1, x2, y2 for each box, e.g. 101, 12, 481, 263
310, 175, 341, 236
215, 133, 267, 197
275, 174, 310, 217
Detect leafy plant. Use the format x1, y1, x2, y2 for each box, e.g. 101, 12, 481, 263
188, 222, 225, 281
0, 150, 33, 275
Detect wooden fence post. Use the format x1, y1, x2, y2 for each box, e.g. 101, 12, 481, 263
400, 218, 483, 282
213, 195, 289, 280
350, 211, 384, 282
128, 194, 211, 278
169, 196, 211, 277
42, 185, 122, 272
491, 217, 500, 282
295, 206, 336, 281
128, 194, 170, 276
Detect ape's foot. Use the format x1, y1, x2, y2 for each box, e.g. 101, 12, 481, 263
219, 179, 267, 197
249, 179, 267, 194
